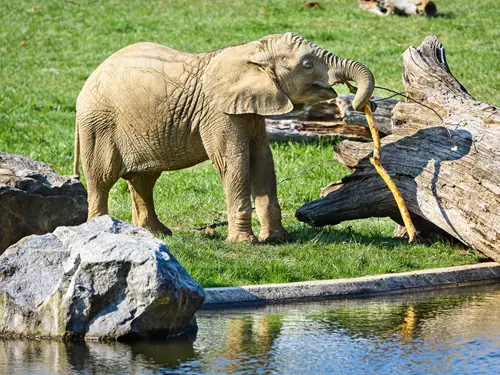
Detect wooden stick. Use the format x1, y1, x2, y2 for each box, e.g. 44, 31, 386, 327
364, 104, 381, 159
364, 105, 417, 243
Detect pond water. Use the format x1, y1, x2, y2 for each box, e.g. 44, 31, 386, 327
2, 284, 500, 375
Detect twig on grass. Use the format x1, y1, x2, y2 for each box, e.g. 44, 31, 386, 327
277, 159, 333, 185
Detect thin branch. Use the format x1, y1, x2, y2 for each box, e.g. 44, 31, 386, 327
190, 221, 228, 231
374, 85, 444, 121
277, 159, 333, 185
373, 93, 400, 102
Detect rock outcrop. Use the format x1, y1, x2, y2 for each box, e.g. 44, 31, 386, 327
0, 153, 87, 254
0, 216, 205, 340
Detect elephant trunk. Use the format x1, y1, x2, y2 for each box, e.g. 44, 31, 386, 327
318, 49, 375, 111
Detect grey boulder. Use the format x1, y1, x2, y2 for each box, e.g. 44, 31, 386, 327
0, 216, 205, 340
0, 152, 87, 254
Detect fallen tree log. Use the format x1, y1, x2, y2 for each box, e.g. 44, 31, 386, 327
359, 0, 437, 16
266, 95, 398, 142
296, 36, 500, 260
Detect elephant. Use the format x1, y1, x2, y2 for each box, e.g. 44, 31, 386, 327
74, 32, 375, 244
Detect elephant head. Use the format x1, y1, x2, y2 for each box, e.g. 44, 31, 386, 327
203, 32, 375, 115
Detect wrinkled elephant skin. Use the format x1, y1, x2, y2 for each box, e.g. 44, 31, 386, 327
75, 33, 375, 243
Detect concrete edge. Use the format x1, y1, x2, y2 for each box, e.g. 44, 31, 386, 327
202, 262, 500, 308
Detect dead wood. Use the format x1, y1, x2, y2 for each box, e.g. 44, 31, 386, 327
296, 35, 500, 260
359, 0, 437, 17
266, 95, 398, 142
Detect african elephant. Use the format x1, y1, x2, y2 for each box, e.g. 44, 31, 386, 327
74, 33, 375, 243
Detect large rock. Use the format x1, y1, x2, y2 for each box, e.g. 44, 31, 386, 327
0, 216, 205, 340
0, 153, 87, 254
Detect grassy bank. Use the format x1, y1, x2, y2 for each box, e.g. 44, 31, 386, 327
1, 0, 496, 286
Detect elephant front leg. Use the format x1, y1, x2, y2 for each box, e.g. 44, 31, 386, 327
224, 156, 258, 244
210, 152, 257, 244
251, 139, 290, 244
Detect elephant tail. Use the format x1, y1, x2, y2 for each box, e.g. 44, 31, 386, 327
73, 120, 80, 177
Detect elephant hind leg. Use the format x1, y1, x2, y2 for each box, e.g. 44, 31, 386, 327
124, 172, 172, 236
87, 179, 115, 221
83, 153, 121, 221
80, 136, 122, 221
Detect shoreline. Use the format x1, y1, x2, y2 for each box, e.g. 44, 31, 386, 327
203, 262, 500, 308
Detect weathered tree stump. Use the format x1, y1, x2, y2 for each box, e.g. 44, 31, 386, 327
266, 95, 398, 142
296, 36, 500, 260
359, 0, 437, 16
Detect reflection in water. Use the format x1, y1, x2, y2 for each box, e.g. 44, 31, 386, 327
0, 334, 198, 375
219, 314, 283, 374
1, 284, 500, 375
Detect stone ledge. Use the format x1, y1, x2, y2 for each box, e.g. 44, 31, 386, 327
203, 262, 500, 308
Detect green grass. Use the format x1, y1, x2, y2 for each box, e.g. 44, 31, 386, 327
1, 0, 495, 287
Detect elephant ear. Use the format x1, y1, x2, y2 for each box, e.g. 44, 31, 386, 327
202, 41, 293, 116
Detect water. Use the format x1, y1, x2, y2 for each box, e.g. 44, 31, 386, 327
1, 284, 500, 375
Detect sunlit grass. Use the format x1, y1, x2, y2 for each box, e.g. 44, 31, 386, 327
1, 0, 494, 286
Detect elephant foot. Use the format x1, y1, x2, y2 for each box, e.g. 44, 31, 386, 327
227, 231, 258, 244
146, 221, 173, 237
259, 228, 291, 244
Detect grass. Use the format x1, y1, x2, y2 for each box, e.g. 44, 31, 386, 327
1, 0, 496, 287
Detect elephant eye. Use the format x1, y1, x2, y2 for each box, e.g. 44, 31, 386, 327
302, 60, 313, 70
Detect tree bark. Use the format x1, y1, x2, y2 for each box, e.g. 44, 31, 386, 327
266, 95, 398, 142
296, 36, 500, 260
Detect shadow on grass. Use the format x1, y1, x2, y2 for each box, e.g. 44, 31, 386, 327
435, 12, 455, 19
288, 225, 409, 249
171, 221, 464, 250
